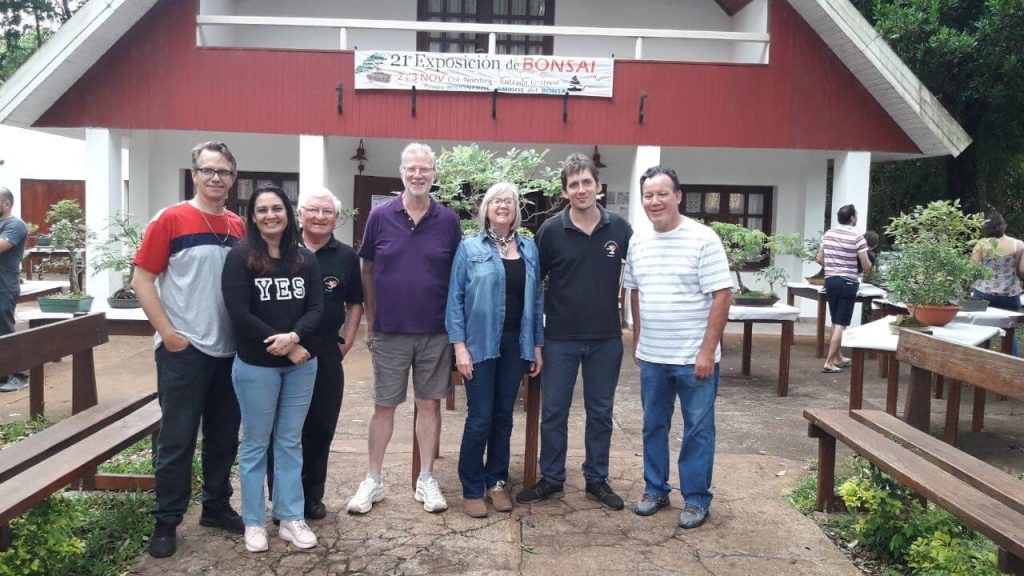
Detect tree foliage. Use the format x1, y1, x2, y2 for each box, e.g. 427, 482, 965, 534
0, 0, 79, 85
852, 0, 1024, 230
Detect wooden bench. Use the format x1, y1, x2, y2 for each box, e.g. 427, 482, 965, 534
805, 332, 1024, 575
0, 315, 162, 551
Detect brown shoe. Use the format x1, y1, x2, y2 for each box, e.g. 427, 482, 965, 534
464, 498, 488, 518
487, 481, 513, 512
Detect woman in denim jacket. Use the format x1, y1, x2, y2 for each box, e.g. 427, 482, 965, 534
446, 182, 544, 518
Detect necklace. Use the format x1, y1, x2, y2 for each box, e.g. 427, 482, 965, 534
194, 201, 232, 246
487, 228, 516, 257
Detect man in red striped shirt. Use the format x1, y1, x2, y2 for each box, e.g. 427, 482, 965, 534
816, 204, 873, 373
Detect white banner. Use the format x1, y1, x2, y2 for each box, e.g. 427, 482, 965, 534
354, 50, 613, 98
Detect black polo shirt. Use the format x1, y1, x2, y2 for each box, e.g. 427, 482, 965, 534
537, 205, 632, 340
303, 236, 363, 348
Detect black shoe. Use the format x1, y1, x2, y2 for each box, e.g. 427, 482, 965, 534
199, 505, 244, 534
633, 493, 670, 516
148, 522, 177, 558
305, 501, 328, 520
677, 503, 709, 529
585, 481, 624, 510
515, 479, 564, 504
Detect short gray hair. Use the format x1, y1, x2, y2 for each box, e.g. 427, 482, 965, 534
0, 187, 13, 205
191, 141, 237, 172
478, 182, 521, 232
399, 142, 435, 170
299, 187, 342, 215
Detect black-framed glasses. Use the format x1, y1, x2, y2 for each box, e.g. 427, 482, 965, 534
196, 167, 236, 180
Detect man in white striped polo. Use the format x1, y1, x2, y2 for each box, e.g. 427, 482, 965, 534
624, 166, 733, 529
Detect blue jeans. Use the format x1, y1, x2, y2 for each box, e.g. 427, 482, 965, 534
458, 332, 528, 498
972, 290, 1021, 357
539, 337, 623, 485
639, 360, 719, 509
232, 357, 317, 526
153, 345, 240, 526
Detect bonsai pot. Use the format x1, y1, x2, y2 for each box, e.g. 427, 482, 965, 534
733, 293, 780, 307
34, 235, 51, 246
107, 297, 140, 309
38, 296, 94, 314
909, 304, 960, 327
889, 315, 932, 335
959, 299, 989, 312
805, 267, 826, 286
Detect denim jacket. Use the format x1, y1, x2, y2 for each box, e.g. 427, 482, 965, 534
446, 231, 544, 363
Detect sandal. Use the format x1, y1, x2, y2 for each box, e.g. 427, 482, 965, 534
836, 360, 852, 368
821, 366, 842, 373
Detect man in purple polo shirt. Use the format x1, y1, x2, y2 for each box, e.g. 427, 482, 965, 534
347, 143, 462, 515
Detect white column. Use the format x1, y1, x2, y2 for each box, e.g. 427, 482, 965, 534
299, 135, 327, 202
831, 151, 871, 234
126, 130, 151, 221
85, 128, 123, 299
628, 146, 661, 236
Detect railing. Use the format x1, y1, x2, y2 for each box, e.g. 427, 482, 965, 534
195, 15, 770, 60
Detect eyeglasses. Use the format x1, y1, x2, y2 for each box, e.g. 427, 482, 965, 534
491, 198, 517, 207
302, 208, 337, 217
402, 166, 435, 175
196, 167, 236, 180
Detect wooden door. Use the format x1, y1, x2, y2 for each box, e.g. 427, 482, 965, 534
353, 175, 403, 250
19, 179, 86, 236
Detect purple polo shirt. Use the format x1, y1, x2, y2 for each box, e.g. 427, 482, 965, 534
359, 193, 462, 334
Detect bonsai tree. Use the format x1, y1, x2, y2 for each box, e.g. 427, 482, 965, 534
44, 199, 92, 297
882, 200, 988, 307
710, 222, 804, 300
433, 144, 563, 231
90, 211, 143, 301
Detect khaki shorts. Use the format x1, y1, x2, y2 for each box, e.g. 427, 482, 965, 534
371, 332, 453, 406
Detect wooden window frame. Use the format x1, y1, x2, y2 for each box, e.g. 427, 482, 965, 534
416, 0, 554, 55
680, 184, 774, 270
184, 170, 300, 221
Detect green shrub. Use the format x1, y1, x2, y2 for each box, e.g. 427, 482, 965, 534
905, 524, 999, 576
0, 495, 86, 576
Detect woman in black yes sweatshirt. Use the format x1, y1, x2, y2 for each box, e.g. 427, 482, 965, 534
222, 185, 322, 553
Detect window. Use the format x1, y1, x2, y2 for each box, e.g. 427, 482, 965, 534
417, 0, 554, 55
184, 170, 299, 221
681, 184, 773, 268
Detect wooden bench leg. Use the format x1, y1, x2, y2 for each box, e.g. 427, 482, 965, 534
778, 320, 793, 397
446, 370, 459, 411
933, 373, 944, 399
816, 296, 827, 359
885, 355, 900, 416
808, 422, 837, 512
972, 387, 986, 433
998, 548, 1024, 576
29, 364, 45, 419
741, 322, 753, 376
0, 522, 10, 552
944, 380, 961, 446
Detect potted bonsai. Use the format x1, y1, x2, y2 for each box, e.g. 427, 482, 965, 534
800, 233, 826, 285
90, 211, 143, 308
36, 199, 93, 313
711, 222, 803, 306
882, 200, 988, 326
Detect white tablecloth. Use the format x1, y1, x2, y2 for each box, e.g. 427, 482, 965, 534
873, 298, 1024, 330
18, 301, 148, 323
17, 280, 69, 298
842, 315, 1002, 353
729, 303, 801, 321
787, 281, 886, 299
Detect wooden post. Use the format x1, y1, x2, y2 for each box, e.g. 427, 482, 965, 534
903, 365, 932, 433
808, 423, 836, 512
741, 321, 753, 376
778, 320, 793, 397
972, 387, 987, 432
944, 380, 961, 445
884, 354, 900, 416
28, 364, 44, 419
816, 295, 827, 359
849, 349, 865, 411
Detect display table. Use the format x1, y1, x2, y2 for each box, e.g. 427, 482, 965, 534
841, 316, 1001, 420
16, 280, 69, 303
728, 303, 800, 396
787, 281, 886, 358
18, 300, 152, 337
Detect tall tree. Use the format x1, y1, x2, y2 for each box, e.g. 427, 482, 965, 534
853, 0, 1024, 216
0, 0, 78, 85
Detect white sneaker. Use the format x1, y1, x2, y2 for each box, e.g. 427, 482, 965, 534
244, 525, 268, 553
415, 475, 448, 513
278, 519, 317, 549
347, 475, 384, 514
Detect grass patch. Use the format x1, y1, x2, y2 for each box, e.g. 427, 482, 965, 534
0, 416, 51, 448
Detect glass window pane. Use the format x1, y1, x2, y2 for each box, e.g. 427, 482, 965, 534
511, 0, 526, 15
430, 0, 442, 12
429, 41, 442, 51
466, 0, 476, 13
704, 192, 720, 213
236, 179, 253, 201
748, 217, 763, 232
748, 193, 764, 215
729, 193, 744, 214
447, 0, 461, 13
531, 0, 545, 15
685, 193, 701, 214
494, 0, 508, 14
447, 43, 462, 52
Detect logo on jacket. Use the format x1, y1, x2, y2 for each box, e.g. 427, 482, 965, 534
323, 276, 340, 294
603, 241, 619, 258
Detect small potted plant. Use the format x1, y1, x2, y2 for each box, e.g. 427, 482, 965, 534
882, 200, 988, 326
800, 233, 826, 285
711, 222, 802, 306
36, 199, 93, 313
90, 211, 143, 308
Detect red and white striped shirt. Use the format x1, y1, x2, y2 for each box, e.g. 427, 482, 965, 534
821, 224, 867, 281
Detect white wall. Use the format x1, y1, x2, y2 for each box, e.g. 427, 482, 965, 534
196, 0, 765, 63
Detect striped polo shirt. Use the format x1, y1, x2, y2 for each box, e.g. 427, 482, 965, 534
623, 218, 734, 366
821, 224, 867, 281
